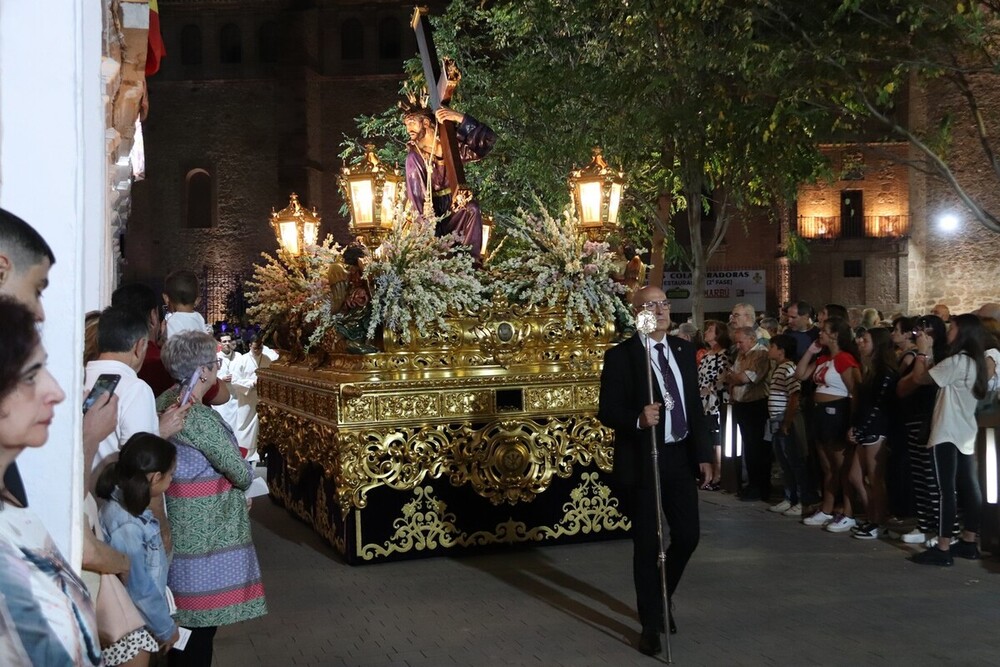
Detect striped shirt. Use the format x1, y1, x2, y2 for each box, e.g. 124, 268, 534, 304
768, 360, 800, 419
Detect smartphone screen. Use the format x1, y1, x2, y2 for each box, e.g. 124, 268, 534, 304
179, 367, 202, 406
82, 374, 121, 414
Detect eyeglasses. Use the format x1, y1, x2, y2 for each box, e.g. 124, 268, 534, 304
641, 300, 671, 310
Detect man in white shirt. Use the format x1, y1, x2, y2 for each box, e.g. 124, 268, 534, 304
84, 307, 188, 475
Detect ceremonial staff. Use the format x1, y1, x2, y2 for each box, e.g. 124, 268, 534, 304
635, 307, 673, 664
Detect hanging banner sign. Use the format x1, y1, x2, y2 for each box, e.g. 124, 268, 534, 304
661, 270, 766, 312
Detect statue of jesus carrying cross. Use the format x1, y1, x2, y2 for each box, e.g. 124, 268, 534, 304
402, 7, 497, 265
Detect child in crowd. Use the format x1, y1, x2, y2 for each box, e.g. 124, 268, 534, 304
162, 270, 210, 339
766, 334, 811, 517
849, 327, 898, 539
97, 432, 180, 661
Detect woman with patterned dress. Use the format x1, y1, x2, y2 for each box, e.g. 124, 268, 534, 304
697, 320, 732, 490
158, 332, 267, 666
0, 296, 102, 666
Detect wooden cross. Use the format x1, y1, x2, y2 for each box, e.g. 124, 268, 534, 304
411, 6, 468, 206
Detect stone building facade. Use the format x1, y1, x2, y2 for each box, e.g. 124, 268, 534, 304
126, 0, 433, 321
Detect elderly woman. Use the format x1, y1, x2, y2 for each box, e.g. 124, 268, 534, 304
0, 296, 102, 665
158, 331, 267, 666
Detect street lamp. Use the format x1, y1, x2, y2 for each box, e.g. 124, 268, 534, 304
270, 193, 320, 256
340, 144, 405, 248
568, 146, 625, 242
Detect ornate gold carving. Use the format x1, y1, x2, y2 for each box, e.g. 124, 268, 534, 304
448, 417, 609, 506
378, 393, 440, 420
441, 390, 492, 417
336, 424, 473, 515
524, 386, 573, 412
342, 395, 375, 423
358, 472, 630, 560
575, 384, 600, 409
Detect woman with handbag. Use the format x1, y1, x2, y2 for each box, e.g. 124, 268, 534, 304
98, 432, 181, 664
0, 296, 102, 666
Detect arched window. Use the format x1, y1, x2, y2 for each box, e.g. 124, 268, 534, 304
180, 24, 202, 66
219, 23, 242, 64
378, 17, 401, 60
185, 169, 214, 229
258, 21, 279, 64
341, 18, 364, 60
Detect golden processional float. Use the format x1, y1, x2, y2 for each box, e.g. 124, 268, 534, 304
249, 146, 645, 564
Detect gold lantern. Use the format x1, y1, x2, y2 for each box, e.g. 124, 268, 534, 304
270, 193, 320, 256
340, 144, 405, 248
568, 146, 625, 242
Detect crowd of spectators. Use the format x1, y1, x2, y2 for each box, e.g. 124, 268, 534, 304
683, 298, 1000, 564
0, 208, 268, 666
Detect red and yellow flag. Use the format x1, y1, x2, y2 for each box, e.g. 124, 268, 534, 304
146, 0, 166, 76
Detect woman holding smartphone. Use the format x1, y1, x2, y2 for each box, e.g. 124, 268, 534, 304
899, 314, 990, 565
157, 332, 267, 666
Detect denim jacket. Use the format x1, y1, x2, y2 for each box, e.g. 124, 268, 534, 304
99, 489, 175, 642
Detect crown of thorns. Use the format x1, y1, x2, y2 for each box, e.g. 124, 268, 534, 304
399, 88, 434, 119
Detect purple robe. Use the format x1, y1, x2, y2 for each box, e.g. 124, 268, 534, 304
405, 114, 497, 262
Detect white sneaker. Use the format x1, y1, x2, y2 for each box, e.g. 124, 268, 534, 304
899, 528, 927, 544
825, 515, 857, 533
925, 536, 939, 548
783, 503, 803, 517
802, 510, 833, 526
768, 500, 792, 513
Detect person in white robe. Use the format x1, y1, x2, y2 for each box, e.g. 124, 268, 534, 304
212, 332, 242, 434
229, 336, 275, 461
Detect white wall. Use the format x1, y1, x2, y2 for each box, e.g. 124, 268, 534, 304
0, 1, 107, 566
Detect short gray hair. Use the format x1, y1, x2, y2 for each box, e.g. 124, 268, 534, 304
161, 331, 217, 383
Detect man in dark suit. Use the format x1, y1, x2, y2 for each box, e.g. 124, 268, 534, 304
598, 285, 713, 656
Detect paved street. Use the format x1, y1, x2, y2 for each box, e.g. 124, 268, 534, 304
214, 490, 1000, 666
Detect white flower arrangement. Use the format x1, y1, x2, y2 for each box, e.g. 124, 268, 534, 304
488, 205, 629, 329
364, 214, 486, 343
245, 236, 346, 352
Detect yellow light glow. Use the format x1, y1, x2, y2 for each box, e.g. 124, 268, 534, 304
608, 183, 622, 224
578, 181, 603, 224
303, 222, 318, 247
481, 223, 491, 256
350, 179, 375, 224
279, 221, 299, 255
380, 181, 396, 225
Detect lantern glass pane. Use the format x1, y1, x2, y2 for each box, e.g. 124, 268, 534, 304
303, 222, 318, 247
350, 179, 375, 225
380, 181, 397, 227
481, 223, 491, 256
578, 181, 603, 224
608, 183, 623, 224
279, 221, 299, 255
